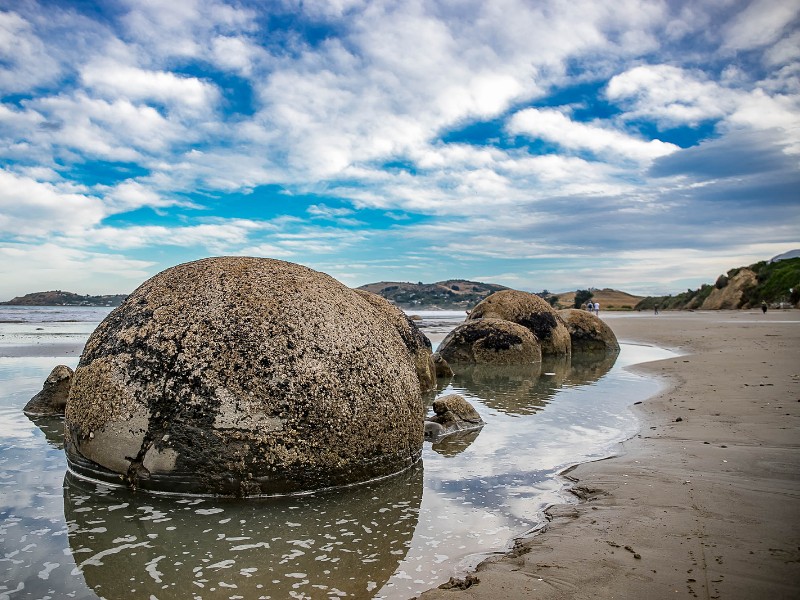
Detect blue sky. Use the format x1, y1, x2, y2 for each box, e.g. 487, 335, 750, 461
1, 0, 798, 300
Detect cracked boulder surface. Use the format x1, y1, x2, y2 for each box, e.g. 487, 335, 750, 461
558, 308, 620, 354
437, 318, 542, 365
467, 290, 571, 357
64, 257, 424, 496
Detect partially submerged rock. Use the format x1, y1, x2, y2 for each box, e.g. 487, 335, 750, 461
432, 352, 454, 378
65, 257, 424, 496
437, 318, 542, 365
558, 308, 620, 354
23, 365, 73, 416
468, 290, 571, 357
424, 394, 485, 442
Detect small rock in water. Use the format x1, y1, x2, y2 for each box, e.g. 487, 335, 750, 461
424, 394, 485, 442
23, 365, 73, 416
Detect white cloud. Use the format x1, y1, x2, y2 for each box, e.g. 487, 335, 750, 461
0, 10, 61, 93
507, 107, 679, 160
1, 0, 798, 301
26, 93, 187, 162
561, 244, 800, 296
606, 65, 735, 126
67, 220, 268, 251
0, 243, 154, 298
763, 31, 800, 67
721, 0, 799, 53
246, 0, 673, 180
0, 169, 105, 236
210, 35, 265, 77
725, 89, 800, 153
81, 61, 219, 116
100, 180, 176, 213
119, 0, 258, 63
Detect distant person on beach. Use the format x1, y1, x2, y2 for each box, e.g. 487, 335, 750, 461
762, 301, 768, 314
654, 305, 659, 315
594, 302, 600, 316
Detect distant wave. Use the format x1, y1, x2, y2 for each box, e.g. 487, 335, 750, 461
0, 306, 113, 323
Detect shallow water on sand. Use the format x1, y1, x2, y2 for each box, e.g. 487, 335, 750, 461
0, 309, 674, 599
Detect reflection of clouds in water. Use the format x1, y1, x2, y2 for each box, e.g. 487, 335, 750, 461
64, 466, 423, 600
405, 345, 667, 592
0, 326, 677, 600
0, 360, 80, 598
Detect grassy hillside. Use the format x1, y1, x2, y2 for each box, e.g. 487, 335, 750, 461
357, 280, 508, 309
1, 291, 128, 306
635, 257, 800, 310
554, 288, 643, 311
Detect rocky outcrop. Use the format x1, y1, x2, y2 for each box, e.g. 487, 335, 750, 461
701, 268, 757, 309
432, 352, 454, 378
468, 290, 571, 357
355, 290, 436, 391
23, 365, 73, 415
424, 394, 484, 441
558, 309, 620, 354
437, 318, 542, 365
65, 257, 424, 496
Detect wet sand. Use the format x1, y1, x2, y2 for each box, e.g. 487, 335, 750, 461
418, 310, 800, 600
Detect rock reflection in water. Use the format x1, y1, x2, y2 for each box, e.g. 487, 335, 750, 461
430, 429, 481, 456
567, 352, 620, 386
25, 414, 65, 450
64, 465, 422, 599
443, 352, 615, 416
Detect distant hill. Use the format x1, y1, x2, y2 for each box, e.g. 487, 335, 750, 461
1, 291, 128, 307
770, 248, 800, 262
553, 288, 643, 310
357, 280, 508, 309
635, 256, 800, 310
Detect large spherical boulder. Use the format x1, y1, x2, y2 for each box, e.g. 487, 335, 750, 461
354, 290, 436, 391
65, 257, 424, 496
437, 318, 541, 365
558, 308, 620, 354
468, 290, 571, 357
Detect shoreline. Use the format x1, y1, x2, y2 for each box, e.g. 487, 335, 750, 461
418, 310, 800, 599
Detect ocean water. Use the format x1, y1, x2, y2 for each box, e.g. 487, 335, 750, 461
0, 308, 674, 599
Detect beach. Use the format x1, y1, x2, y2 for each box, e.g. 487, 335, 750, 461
418, 310, 800, 599
0, 307, 668, 599
2, 308, 798, 598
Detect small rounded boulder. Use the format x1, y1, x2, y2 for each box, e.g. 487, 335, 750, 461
65, 257, 424, 496
437, 318, 542, 365
558, 308, 620, 354
468, 290, 571, 357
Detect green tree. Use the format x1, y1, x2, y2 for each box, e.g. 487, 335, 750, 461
574, 289, 594, 308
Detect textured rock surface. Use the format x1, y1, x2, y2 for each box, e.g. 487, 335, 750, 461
65, 257, 424, 496
437, 318, 542, 365
424, 394, 485, 441
558, 308, 620, 354
432, 352, 454, 378
354, 290, 436, 391
23, 365, 73, 415
700, 268, 757, 309
468, 290, 571, 357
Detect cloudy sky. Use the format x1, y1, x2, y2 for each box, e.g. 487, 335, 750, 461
1, 0, 798, 300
